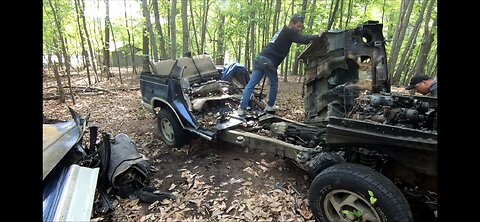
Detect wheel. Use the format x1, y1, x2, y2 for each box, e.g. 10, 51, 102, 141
157, 109, 189, 147
305, 152, 345, 178
308, 163, 413, 222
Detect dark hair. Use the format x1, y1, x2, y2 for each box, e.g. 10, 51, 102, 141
290, 14, 305, 24
405, 74, 431, 90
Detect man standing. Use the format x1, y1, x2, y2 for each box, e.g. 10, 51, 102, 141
237, 14, 321, 115
405, 74, 437, 97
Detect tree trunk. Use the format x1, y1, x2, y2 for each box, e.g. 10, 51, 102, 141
80, 0, 99, 82
263, 0, 270, 48
74, 0, 91, 86
244, 25, 250, 70
124, 0, 136, 74
143, 27, 150, 72
250, 0, 255, 68
284, 53, 289, 82
140, 0, 158, 62
108, 20, 123, 84
51, 54, 65, 103
307, 0, 316, 31
152, 0, 168, 60
427, 48, 437, 76
93, 0, 103, 81
216, 14, 225, 65
53, 36, 64, 75
339, 0, 344, 29
171, 0, 177, 58
392, 0, 428, 84
200, 0, 210, 54
389, 0, 407, 63
62, 37, 76, 104
189, 0, 200, 55
327, 0, 340, 30
291, 0, 308, 77
388, 0, 414, 75
381, 0, 386, 23
237, 39, 242, 62
344, 0, 352, 28
48, 0, 74, 104
103, 0, 112, 79
272, 0, 281, 37
181, 0, 189, 56
130, 3, 137, 74
414, 0, 436, 76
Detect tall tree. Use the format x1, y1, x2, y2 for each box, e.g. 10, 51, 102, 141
93, 0, 103, 80
171, 0, 178, 58
250, 1, 256, 69
283, 0, 294, 82
189, 0, 200, 55
152, 0, 168, 60
80, 0, 99, 82
200, 0, 211, 54
48, 0, 75, 104
109, 20, 123, 84
307, 0, 317, 32
141, 0, 159, 62
103, 0, 112, 79
51, 36, 65, 103
290, 0, 308, 77
74, 0, 91, 86
413, 0, 436, 76
389, 0, 408, 56
339, 0, 344, 29
181, 0, 189, 56
124, 0, 137, 74
392, 0, 428, 84
388, 0, 414, 75
216, 13, 226, 65
272, 0, 282, 37
426, 48, 437, 76
327, 0, 340, 29
345, 0, 352, 28
381, 0, 386, 23
143, 27, 150, 71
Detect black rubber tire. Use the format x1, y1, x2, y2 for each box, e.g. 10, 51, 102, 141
157, 109, 189, 147
306, 152, 345, 178
308, 163, 413, 222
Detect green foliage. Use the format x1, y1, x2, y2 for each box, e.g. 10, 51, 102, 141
368, 190, 377, 205
42, 0, 436, 77
339, 190, 378, 222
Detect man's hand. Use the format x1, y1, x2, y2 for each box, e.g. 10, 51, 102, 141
318, 30, 328, 37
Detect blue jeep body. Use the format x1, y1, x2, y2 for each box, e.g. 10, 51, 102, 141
140, 55, 249, 143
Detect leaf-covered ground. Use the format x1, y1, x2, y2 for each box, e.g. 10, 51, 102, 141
43, 68, 409, 222
43, 69, 315, 222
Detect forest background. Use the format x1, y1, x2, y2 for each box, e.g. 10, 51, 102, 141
43, 0, 437, 98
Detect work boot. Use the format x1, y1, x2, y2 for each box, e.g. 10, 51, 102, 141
264, 105, 278, 112
236, 109, 245, 116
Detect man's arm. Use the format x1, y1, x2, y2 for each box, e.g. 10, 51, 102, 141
290, 29, 319, 44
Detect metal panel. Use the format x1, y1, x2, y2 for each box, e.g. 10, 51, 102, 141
52, 165, 99, 222
43, 121, 81, 180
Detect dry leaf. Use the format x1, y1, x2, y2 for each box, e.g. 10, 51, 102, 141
242, 181, 253, 186
244, 211, 254, 221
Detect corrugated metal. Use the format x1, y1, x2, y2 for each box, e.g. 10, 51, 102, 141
43, 164, 99, 222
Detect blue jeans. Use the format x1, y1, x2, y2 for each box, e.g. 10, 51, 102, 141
240, 55, 278, 110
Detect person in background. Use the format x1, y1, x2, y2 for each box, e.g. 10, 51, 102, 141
405, 74, 437, 97
237, 14, 322, 116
